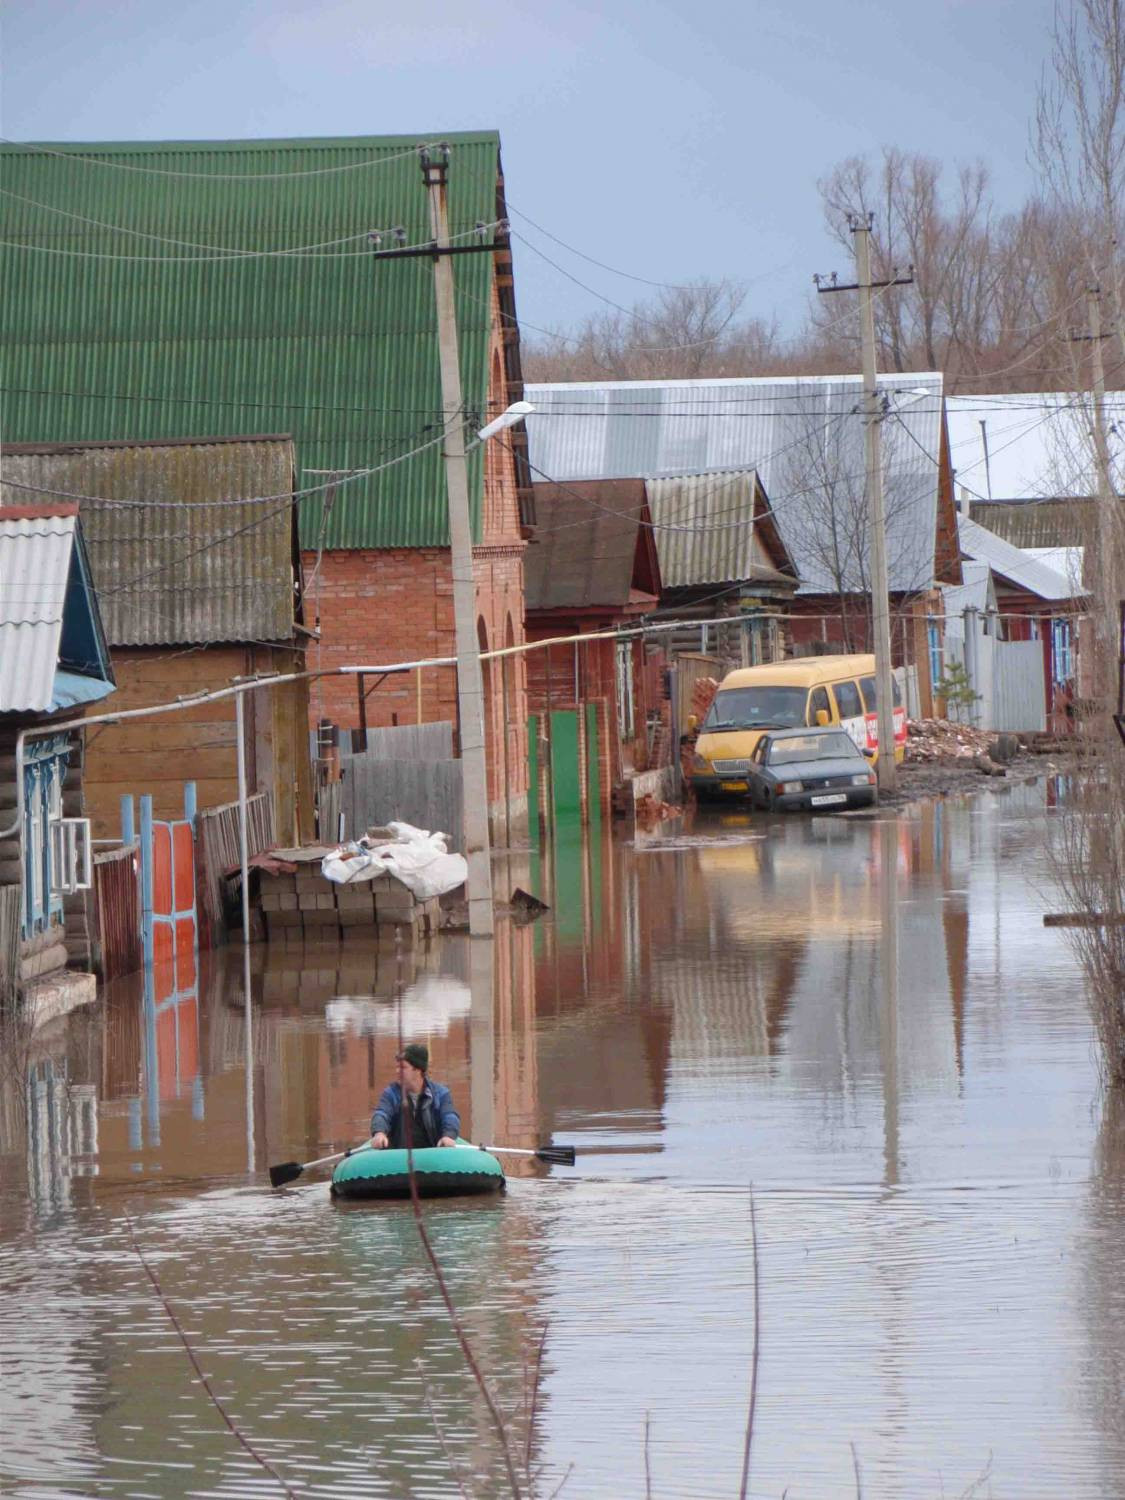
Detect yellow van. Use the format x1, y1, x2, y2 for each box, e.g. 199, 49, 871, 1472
689, 654, 906, 797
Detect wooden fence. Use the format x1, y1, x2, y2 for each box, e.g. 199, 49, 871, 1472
195, 792, 275, 944
0, 885, 20, 1007
344, 756, 463, 849
93, 845, 141, 980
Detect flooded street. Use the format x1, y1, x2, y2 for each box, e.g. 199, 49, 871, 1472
3, 779, 1123, 1499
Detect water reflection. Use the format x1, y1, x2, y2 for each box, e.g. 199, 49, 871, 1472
1, 780, 1122, 1497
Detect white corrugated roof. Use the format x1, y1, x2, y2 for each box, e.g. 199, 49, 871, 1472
946, 392, 1125, 501
941, 560, 995, 628
0, 510, 75, 712
957, 514, 1081, 602
525, 373, 945, 594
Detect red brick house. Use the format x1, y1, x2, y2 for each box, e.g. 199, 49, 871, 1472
0, 131, 532, 836
525, 479, 661, 802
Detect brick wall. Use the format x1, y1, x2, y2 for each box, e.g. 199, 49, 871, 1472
303, 545, 529, 809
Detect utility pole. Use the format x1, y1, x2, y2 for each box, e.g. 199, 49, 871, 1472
816, 216, 913, 796
417, 146, 493, 936
1070, 285, 1120, 712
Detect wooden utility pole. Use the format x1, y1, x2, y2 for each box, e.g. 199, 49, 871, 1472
419, 147, 494, 936
816, 215, 913, 796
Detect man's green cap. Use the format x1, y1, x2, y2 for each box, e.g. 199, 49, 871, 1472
397, 1043, 429, 1072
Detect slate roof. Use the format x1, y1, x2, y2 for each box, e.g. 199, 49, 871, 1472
525, 479, 659, 611
644, 470, 797, 589
0, 503, 114, 714
524, 373, 946, 594
1, 436, 299, 647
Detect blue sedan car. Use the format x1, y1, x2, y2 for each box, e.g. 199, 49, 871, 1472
748, 727, 878, 812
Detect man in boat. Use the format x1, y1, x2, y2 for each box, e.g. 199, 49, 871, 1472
369, 1043, 460, 1150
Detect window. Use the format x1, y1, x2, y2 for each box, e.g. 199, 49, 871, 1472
807, 687, 831, 725
1052, 619, 1074, 683
703, 685, 807, 730
927, 622, 943, 692
832, 680, 863, 720
768, 732, 861, 766
859, 675, 903, 713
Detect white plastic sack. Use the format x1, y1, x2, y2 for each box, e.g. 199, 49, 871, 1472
320, 821, 467, 901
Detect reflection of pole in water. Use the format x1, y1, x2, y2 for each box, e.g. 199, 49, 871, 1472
243, 943, 255, 1175
235, 692, 255, 1176
879, 819, 901, 1187
470, 938, 495, 1147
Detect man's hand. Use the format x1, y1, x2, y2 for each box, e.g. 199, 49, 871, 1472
371, 1132, 389, 1149
438, 1136, 457, 1148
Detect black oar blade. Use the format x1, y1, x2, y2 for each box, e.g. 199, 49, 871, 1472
536, 1146, 576, 1166
269, 1161, 304, 1189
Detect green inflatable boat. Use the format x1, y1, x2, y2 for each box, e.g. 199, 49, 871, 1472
330, 1140, 505, 1201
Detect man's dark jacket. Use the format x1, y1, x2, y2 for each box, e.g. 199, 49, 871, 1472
370, 1080, 460, 1148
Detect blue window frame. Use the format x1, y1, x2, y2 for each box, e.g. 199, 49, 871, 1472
1052, 619, 1074, 684
22, 739, 70, 938
927, 620, 942, 692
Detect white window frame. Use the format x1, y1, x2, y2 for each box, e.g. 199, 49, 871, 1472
49, 817, 93, 897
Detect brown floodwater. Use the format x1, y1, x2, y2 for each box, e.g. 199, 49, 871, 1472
2, 778, 1123, 1499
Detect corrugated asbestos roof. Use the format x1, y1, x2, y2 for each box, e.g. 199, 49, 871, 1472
525, 479, 652, 610
525, 374, 945, 593
957, 514, 1081, 602
0, 509, 74, 712
1, 437, 298, 646
946, 392, 1125, 500
0, 133, 502, 549
968, 496, 1092, 549
644, 470, 795, 588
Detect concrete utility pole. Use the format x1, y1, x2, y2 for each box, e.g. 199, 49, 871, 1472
1069, 285, 1121, 714
421, 147, 493, 936
816, 216, 913, 796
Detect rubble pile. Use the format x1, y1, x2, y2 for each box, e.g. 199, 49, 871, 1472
690, 676, 721, 724
905, 718, 1012, 762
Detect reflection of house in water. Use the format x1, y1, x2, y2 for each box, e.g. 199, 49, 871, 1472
655, 809, 970, 1100
534, 826, 672, 1143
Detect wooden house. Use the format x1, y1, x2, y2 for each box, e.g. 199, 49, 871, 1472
1, 436, 314, 843
525, 478, 661, 803
0, 503, 115, 1015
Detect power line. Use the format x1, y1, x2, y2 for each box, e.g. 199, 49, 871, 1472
0, 212, 505, 264
0, 426, 445, 511
0, 136, 446, 181
97, 428, 448, 596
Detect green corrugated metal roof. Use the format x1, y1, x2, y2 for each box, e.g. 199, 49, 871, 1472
0, 132, 502, 548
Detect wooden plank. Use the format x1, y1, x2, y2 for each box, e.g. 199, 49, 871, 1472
1043, 911, 1125, 928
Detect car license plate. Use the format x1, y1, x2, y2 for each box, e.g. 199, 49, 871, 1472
720, 780, 748, 792
810, 792, 847, 806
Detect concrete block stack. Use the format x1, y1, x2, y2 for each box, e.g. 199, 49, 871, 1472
258, 864, 440, 946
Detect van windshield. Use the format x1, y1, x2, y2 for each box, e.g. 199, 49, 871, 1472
703, 686, 807, 731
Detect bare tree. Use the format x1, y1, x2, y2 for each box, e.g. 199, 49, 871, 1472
1036, 0, 1125, 1090
522, 278, 783, 382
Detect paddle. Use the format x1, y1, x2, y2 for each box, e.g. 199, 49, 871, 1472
268, 1143, 372, 1189
269, 1137, 575, 1187
471, 1142, 577, 1166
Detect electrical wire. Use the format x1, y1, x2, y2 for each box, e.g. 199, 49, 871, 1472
0, 427, 452, 509
0, 136, 446, 181
505, 200, 798, 293
0, 211, 505, 264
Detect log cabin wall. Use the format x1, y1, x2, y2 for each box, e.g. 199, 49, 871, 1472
82, 644, 311, 844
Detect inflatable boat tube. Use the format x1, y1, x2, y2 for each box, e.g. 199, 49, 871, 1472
330, 1140, 505, 1200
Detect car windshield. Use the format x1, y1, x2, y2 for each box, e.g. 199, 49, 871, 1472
767, 732, 861, 766
703, 686, 807, 731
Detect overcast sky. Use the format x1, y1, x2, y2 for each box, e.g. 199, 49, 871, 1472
1, 0, 1058, 342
